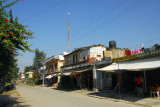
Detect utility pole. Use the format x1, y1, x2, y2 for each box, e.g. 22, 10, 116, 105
67, 12, 70, 53
93, 64, 97, 91
43, 64, 45, 87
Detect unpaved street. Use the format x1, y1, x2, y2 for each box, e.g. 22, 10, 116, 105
16, 84, 138, 107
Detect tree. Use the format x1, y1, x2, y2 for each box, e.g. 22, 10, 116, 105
6, 64, 19, 81
154, 44, 159, 47
32, 48, 46, 71
0, 0, 33, 80
24, 65, 33, 73
123, 48, 129, 50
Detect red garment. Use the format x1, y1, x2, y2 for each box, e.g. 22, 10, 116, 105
136, 77, 141, 85
140, 49, 143, 53
125, 50, 131, 56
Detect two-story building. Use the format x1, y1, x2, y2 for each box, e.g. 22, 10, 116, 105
60, 42, 126, 91
60, 45, 110, 89
45, 53, 66, 86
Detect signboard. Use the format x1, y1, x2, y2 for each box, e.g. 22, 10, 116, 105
104, 51, 112, 59
90, 48, 105, 58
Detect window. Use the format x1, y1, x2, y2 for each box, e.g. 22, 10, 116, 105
73, 54, 78, 63
49, 65, 53, 72
55, 63, 57, 70
67, 56, 70, 65
83, 57, 85, 61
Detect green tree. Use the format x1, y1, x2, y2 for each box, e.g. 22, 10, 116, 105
32, 48, 46, 71
154, 44, 159, 47
0, 0, 33, 80
24, 66, 33, 73
123, 48, 129, 50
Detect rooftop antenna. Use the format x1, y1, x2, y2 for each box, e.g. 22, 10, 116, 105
67, 12, 70, 53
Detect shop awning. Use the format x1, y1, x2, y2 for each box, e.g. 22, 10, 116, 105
51, 73, 57, 77
61, 72, 72, 76
71, 69, 89, 75
98, 56, 160, 71
45, 75, 53, 79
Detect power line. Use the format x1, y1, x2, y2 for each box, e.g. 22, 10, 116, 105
21, 0, 67, 22
128, 36, 160, 49
46, 0, 127, 55
69, 0, 149, 47
69, 0, 127, 44
46, 0, 150, 56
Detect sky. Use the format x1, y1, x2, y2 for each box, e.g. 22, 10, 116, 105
8, 0, 160, 72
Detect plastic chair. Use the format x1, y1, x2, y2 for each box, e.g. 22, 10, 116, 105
150, 86, 160, 98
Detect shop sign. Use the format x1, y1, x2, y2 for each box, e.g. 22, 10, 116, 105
104, 51, 111, 58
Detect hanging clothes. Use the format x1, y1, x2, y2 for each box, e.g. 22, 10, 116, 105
125, 50, 131, 56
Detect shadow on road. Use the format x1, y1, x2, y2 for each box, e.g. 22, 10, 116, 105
51, 87, 76, 92
88, 90, 150, 102
0, 94, 30, 107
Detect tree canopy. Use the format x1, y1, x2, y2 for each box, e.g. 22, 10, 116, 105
32, 48, 46, 71
0, 0, 33, 80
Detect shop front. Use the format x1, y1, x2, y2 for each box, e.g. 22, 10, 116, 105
98, 55, 160, 96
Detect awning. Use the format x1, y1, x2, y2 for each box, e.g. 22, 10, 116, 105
51, 73, 57, 77
55, 72, 62, 76
98, 56, 160, 71
71, 69, 89, 75
45, 75, 53, 79
60, 72, 72, 76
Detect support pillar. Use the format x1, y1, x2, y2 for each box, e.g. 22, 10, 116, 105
93, 64, 97, 91
144, 70, 147, 93
43, 74, 44, 87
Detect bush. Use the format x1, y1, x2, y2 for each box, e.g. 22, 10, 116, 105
34, 77, 39, 85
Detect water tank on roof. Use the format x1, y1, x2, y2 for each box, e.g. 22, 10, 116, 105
109, 41, 116, 48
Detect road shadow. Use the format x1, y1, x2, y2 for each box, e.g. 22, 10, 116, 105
0, 94, 30, 107
51, 87, 76, 92
87, 90, 149, 102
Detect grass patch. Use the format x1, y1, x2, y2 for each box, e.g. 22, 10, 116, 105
2, 91, 8, 95
1, 90, 20, 96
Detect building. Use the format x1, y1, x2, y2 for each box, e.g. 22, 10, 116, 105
62, 45, 106, 70
20, 72, 25, 81
60, 45, 110, 90
45, 53, 66, 86
98, 48, 160, 95
26, 71, 34, 78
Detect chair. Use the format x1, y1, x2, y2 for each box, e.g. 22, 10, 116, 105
150, 86, 160, 98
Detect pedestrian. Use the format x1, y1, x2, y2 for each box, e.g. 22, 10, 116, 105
135, 76, 144, 97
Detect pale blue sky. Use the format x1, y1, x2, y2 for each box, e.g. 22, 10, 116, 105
9, 0, 160, 72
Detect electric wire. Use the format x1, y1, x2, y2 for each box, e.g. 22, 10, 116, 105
21, 0, 67, 22
69, 0, 149, 46
128, 36, 160, 49
46, 0, 127, 56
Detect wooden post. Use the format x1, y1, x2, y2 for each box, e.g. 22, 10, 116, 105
73, 72, 81, 89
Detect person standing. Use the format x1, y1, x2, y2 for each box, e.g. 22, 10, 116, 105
135, 76, 144, 97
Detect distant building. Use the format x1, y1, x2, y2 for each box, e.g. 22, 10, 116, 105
26, 70, 34, 78
44, 53, 66, 86
20, 72, 25, 81
45, 54, 65, 74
